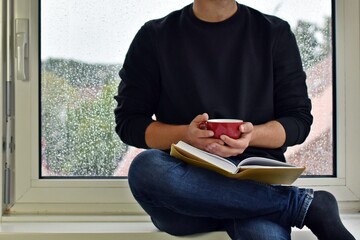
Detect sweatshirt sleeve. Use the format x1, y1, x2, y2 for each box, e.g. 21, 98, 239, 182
273, 22, 313, 147
114, 23, 159, 149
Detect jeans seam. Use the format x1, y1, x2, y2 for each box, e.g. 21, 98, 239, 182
294, 188, 314, 228
233, 218, 240, 240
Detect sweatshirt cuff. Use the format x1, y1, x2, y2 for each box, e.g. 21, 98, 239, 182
119, 117, 154, 149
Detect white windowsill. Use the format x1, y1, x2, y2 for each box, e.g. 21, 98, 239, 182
0, 214, 359, 240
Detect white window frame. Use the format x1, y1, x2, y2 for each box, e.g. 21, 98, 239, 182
1, 0, 359, 219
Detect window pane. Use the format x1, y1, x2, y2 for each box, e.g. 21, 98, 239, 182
41, 0, 333, 177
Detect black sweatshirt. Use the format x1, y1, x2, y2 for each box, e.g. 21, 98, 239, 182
114, 3, 313, 162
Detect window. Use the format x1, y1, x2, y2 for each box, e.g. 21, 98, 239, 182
40, 0, 193, 178
2, 0, 359, 216
41, 0, 333, 178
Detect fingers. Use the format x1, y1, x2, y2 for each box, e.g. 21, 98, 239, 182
186, 113, 223, 149
190, 113, 213, 138
205, 122, 254, 158
222, 134, 250, 151
205, 139, 248, 157
193, 113, 209, 125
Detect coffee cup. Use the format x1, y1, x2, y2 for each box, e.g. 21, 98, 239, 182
203, 119, 244, 139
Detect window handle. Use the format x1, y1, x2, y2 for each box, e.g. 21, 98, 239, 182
15, 19, 29, 81
16, 32, 27, 80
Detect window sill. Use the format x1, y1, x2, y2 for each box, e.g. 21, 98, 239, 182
0, 214, 359, 240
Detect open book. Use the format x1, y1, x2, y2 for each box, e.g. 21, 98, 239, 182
170, 141, 305, 185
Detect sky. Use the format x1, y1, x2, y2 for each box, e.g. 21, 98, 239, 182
41, 0, 331, 64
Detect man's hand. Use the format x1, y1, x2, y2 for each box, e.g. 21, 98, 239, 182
204, 122, 254, 158
184, 113, 224, 150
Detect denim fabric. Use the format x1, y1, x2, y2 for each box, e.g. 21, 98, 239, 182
128, 149, 313, 239
226, 218, 291, 239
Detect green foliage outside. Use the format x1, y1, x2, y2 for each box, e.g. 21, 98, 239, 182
41, 69, 127, 177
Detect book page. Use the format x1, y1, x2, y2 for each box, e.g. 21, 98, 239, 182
175, 141, 237, 173
238, 157, 297, 168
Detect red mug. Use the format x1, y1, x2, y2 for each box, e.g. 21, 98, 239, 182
201, 119, 244, 139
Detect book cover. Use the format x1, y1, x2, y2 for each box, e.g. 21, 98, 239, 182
170, 141, 305, 185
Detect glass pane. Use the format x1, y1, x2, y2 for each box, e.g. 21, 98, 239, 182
41, 0, 333, 177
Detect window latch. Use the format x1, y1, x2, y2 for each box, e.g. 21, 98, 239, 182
15, 19, 29, 81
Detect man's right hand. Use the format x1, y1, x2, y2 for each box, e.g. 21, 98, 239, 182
184, 113, 224, 151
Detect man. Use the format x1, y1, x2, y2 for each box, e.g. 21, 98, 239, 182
114, 0, 355, 239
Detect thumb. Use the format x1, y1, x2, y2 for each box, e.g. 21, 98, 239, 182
194, 113, 209, 123
240, 122, 254, 133
192, 113, 209, 129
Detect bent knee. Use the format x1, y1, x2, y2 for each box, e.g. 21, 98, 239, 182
152, 218, 199, 237
128, 149, 165, 175
128, 149, 170, 192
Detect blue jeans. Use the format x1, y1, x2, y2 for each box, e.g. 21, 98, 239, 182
128, 149, 313, 240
